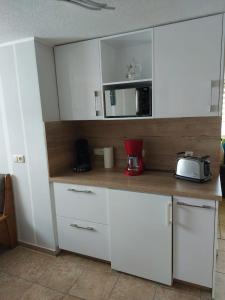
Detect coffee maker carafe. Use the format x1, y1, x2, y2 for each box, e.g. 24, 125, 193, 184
124, 139, 144, 176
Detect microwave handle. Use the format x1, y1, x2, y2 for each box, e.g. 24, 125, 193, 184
135, 89, 140, 115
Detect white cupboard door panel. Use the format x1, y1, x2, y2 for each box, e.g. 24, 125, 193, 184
57, 216, 110, 260
54, 39, 102, 120
54, 183, 108, 224
173, 197, 216, 288
109, 190, 172, 285
154, 14, 223, 118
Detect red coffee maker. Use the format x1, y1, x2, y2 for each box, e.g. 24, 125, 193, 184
124, 139, 144, 176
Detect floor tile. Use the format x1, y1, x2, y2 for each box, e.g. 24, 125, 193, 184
0, 271, 32, 300
38, 256, 83, 293
169, 281, 201, 297
59, 251, 90, 266
214, 272, 225, 300
63, 295, 84, 300
220, 225, 225, 239
200, 289, 212, 300
154, 286, 200, 300
219, 214, 225, 226
108, 273, 156, 300
0, 246, 56, 282
82, 258, 113, 273
218, 239, 225, 251
218, 222, 221, 239
21, 284, 64, 300
69, 268, 118, 300
217, 250, 225, 274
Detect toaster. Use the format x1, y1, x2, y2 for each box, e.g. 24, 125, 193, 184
175, 152, 211, 183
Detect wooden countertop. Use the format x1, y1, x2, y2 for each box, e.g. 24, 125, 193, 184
49, 169, 222, 201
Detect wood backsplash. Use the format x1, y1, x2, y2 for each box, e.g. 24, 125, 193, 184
45, 117, 222, 176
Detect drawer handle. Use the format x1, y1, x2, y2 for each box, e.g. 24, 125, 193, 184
176, 201, 212, 209
68, 188, 94, 194
70, 224, 96, 231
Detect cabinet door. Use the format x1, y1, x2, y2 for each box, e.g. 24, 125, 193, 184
54, 39, 102, 120
109, 190, 172, 285
154, 15, 223, 118
173, 196, 216, 288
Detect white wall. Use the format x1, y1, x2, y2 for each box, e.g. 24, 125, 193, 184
0, 39, 57, 250
0, 107, 9, 174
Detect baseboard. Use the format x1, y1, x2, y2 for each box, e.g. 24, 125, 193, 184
18, 240, 60, 256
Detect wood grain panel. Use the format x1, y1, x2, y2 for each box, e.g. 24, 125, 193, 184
45, 121, 79, 176
45, 117, 222, 176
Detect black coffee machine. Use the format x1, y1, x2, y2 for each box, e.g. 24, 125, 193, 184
74, 139, 91, 172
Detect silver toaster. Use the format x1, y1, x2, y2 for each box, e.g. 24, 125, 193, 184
175, 152, 211, 183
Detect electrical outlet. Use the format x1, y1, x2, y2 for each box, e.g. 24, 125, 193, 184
13, 154, 25, 163
94, 148, 104, 156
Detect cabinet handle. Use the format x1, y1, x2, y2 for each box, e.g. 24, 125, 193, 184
94, 91, 101, 117
176, 201, 212, 209
68, 188, 94, 194
210, 80, 220, 113
70, 224, 96, 231
165, 202, 172, 226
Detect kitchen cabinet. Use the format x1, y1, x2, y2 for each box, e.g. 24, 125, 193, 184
54, 183, 108, 224
154, 14, 223, 118
173, 196, 216, 288
57, 217, 109, 260
100, 29, 153, 85
0, 39, 58, 250
109, 189, 172, 285
35, 42, 60, 122
54, 39, 103, 120
54, 183, 110, 260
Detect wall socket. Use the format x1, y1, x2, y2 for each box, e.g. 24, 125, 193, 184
94, 148, 104, 156
13, 154, 25, 163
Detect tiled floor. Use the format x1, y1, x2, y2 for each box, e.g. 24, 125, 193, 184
0, 203, 225, 300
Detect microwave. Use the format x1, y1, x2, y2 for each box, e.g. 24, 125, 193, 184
104, 82, 152, 118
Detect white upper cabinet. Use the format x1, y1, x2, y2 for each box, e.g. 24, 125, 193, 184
54, 39, 103, 120
100, 29, 153, 85
154, 14, 223, 118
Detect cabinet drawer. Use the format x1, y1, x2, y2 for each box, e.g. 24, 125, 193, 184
57, 216, 110, 261
54, 183, 108, 224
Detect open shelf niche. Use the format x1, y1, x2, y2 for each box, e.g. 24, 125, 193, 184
100, 29, 153, 85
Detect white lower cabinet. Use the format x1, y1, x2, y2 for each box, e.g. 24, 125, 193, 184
173, 196, 216, 288
54, 183, 108, 224
57, 216, 110, 260
109, 189, 173, 285
54, 183, 110, 261
53, 182, 217, 288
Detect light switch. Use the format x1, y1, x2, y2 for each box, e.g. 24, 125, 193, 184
13, 155, 25, 163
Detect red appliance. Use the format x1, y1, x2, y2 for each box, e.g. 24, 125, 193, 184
124, 139, 144, 176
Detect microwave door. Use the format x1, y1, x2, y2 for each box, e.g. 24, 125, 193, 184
105, 88, 137, 117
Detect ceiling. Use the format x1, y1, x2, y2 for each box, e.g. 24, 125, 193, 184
1, 0, 225, 47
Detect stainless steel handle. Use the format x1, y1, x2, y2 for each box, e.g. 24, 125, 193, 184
68, 188, 93, 194
94, 90, 101, 117
70, 224, 96, 231
165, 202, 172, 226
177, 201, 212, 209
135, 89, 140, 115
210, 80, 220, 112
